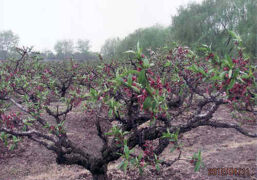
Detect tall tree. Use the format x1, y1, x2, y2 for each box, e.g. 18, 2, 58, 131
74, 39, 95, 61
41, 50, 56, 60
116, 25, 171, 56
100, 25, 172, 59
76, 39, 90, 54
100, 38, 120, 59
0, 30, 19, 59
54, 40, 74, 59
171, 0, 257, 58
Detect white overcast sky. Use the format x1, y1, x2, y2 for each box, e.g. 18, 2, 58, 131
0, 0, 202, 52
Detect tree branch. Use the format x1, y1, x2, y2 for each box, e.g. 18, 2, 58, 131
0, 127, 57, 143
198, 121, 257, 138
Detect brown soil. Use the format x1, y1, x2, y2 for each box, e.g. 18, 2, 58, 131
0, 105, 256, 180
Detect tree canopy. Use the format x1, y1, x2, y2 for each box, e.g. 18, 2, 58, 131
101, 25, 172, 59
100, 0, 257, 61
171, 0, 257, 58
0, 30, 19, 59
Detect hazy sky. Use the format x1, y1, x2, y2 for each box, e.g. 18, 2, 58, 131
0, 0, 202, 52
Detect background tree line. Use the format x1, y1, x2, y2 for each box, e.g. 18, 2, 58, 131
101, 0, 257, 60
100, 25, 172, 60
0, 32, 98, 61
49, 39, 98, 61
0, 30, 19, 60
0, 0, 256, 61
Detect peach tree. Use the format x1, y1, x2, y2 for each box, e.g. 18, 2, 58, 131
0, 34, 257, 180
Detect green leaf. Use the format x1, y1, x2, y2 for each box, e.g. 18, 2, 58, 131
194, 160, 201, 172
139, 167, 144, 175
124, 145, 129, 160
9, 144, 15, 151
210, 75, 220, 81
12, 136, 19, 143
194, 150, 202, 172
137, 41, 140, 51
58, 121, 65, 127
161, 128, 172, 139
227, 79, 236, 90
138, 70, 147, 86
131, 85, 140, 93
127, 74, 132, 86
123, 138, 128, 146
24, 121, 33, 126
104, 132, 113, 136
143, 97, 152, 110
156, 164, 160, 171
142, 58, 150, 68
219, 71, 227, 79
0, 132, 5, 141
4, 137, 8, 146
121, 70, 139, 76
108, 109, 113, 117
198, 67, 206, 76
170, 146, 176, 153
138, 153, 143, 161
117, 160, 125, 169
151, 100, 157, 110
198, 150, 202, 160
229, 31, 242, 45
90, 88, 98, 99
123, 160, 128, 173
227, 55, 233, 67
123, 50, 135, 54
145, 86, 153, 96
164, 61, 171, 67
137, 41, 141, 55
228, 69, 232, 79
233, 68, 240, 78
187, 64, 198, 72
130, 158, 136, 165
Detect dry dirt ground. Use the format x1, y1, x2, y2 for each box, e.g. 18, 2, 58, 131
0, 105, 256, 180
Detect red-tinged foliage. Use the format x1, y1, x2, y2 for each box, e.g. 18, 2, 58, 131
0, 40, 256, 180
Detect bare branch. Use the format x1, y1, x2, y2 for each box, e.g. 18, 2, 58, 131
198, 121, 257, 138
9, 98, 28, 113
0, 127, 57, 143
9, 98, 48, 126
161, 150, 182, 167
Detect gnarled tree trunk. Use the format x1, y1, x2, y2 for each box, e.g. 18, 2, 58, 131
91, 164, 108, 180
92, 173, 107, 180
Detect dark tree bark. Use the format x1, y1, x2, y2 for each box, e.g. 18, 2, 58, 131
91, 164, 108, 180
